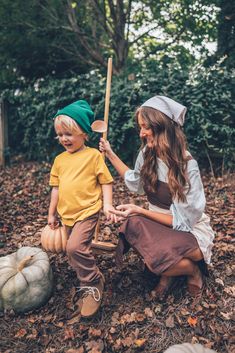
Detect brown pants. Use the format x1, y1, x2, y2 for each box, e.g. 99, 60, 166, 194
65, 213, 101, 286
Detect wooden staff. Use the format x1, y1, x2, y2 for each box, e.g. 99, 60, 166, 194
92, 58, 116, 251
103, 57, 112, 142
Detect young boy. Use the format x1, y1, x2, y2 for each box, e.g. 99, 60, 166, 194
48, 100, 115, 318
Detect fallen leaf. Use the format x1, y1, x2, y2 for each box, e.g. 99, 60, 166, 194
85, 339, 104, 352
180, 308, 190, 316
154, 304, 162, 314
202, 301, 210, 309
43, 314, 54, 322
113, 338, 122, 350
144, 307, 154, 318
89, 328, 102, 337
66, 348, 84, 353
67, 316, 80, 325
110, 327, 116, 334
15, 328, 27, 338
220, 312, 231, 320
26, 328, 38, 340
53, 321, 64, 328
224, 285, 235, 297
215, 278, 224, 286
40, 334, 51, 346
27, 317, 36, 324
191, 336, 199, 344
208, 303, 217, 310
199, 337, 214, 349
135, 313, 146, 322
135, 338, 146, 347
122, 336, 134, 347
64, 327, 75, 340
111, 312, 120, 326
188, 316, 198, 327
165, 315, 175, 328
195, 305, 203, 312
175, 314, 183, 325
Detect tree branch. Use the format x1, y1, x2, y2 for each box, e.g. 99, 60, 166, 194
130, 25, 160, 45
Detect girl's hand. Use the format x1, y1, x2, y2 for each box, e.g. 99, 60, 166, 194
47, 215, 59, 230
103, 204, 119, 223
99, 138, 113, 158
109, 204, 142, 219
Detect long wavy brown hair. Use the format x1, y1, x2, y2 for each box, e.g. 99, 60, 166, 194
136, 106, 191, 202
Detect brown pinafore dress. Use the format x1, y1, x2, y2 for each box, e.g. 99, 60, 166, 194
115, 180, 200, 275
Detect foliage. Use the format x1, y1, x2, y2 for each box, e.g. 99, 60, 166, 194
183, 62, 235, 173
142, 0, 219, 58
3, 72, 104, 162
2, 62, 234, 172
217, 0, 235, 68
0, 0, 219, 87
0, 0, 89, 89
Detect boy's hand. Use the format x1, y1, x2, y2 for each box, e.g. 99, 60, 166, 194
103, 204, 119, 223
47, 215, 59, 230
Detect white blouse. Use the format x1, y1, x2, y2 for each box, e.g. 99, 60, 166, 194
124, 150, 215, 264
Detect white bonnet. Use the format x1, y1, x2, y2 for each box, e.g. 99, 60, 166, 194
141, 95, 187, 126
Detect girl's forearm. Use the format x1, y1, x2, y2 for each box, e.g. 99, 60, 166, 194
106, 150, 129, 178
138, 207, 173, 227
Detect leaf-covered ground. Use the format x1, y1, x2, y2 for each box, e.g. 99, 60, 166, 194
0, 158, 234, 353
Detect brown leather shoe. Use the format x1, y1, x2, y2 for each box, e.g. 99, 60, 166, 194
80, 273, 105, 318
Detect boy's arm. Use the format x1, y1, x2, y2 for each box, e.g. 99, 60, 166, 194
48, 186, 59, 229
101, 183, 118, 222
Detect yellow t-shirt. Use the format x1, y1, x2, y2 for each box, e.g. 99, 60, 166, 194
49, 147, 113, 226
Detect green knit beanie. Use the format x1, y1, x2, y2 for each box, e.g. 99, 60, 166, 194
54, 100, 94, 134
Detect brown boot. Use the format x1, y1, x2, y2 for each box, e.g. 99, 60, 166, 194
80, 273, 105, 318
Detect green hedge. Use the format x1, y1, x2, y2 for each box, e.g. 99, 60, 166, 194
2, 62, 235, 172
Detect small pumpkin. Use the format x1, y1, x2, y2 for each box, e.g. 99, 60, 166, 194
41, 225, 68, 253
0, 246, 53, 313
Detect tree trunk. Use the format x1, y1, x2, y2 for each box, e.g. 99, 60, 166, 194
217, 0, 235, 67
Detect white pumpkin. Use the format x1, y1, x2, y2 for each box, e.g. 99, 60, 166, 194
41, 225, 68, 253
164, 343, 217, 353
0, 246, 53, 313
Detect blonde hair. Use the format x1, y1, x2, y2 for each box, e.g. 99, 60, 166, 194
54, 115, 85, 135
136, 106, 191, 202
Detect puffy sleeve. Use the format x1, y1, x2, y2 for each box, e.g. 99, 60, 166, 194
170, 159, 206, 232
49, 158, 59, 187
124, 150, 145, 194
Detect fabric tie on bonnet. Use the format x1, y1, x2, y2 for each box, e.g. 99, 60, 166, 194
141, 95, 187, 126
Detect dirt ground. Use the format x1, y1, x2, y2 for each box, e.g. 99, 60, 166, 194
0, 158, 234, 353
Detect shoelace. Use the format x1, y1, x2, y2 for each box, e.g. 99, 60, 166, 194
78, 286, 101, 302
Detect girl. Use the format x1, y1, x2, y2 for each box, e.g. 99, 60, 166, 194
99, 95, 214, 299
